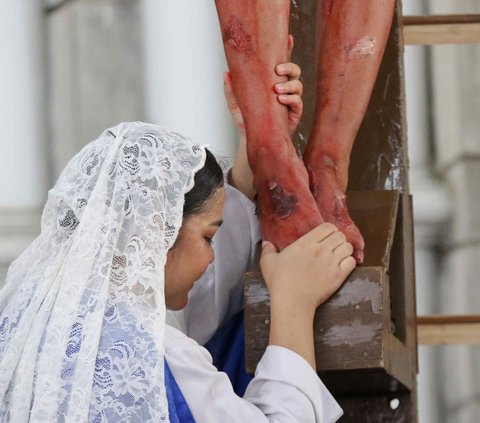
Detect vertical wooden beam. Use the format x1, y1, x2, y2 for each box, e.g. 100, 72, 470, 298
245, 1, 418, 421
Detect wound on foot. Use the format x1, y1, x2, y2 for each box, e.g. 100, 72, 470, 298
267, 181, 298, 217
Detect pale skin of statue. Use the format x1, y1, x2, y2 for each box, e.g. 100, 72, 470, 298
164, 48, 356, 370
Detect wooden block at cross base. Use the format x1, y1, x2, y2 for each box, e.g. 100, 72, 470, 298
244, 190, 418, 396
336, 389, 417, 422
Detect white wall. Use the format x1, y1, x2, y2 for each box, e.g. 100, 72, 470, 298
0, 1, 48, 283
141, 0, 237, 157
428, 0, 480, 421
404, 0, 480, 422
403, 0, 451, 418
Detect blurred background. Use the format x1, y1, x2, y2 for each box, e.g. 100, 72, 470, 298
0, 0, 479, 421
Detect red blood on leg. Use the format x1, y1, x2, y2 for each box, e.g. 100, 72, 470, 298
215, 0, 323, 250
304, 0, 395, 263
223, 16, 254, 62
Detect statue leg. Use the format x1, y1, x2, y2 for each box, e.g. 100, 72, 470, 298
303, 0, 395, 263
215, 0, 323, 251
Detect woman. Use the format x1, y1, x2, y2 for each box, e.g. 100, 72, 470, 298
0, 70, 355, 422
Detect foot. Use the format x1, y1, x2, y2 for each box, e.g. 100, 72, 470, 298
307, 161, 365, 264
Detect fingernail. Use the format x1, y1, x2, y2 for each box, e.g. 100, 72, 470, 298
275, 84, 285, 93
276, 64, 286, 73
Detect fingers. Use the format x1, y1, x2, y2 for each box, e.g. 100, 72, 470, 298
339, 255, 356, 275
274, 61, 302, 122
323, 230, 347, 251
275, 78, 303, 117
298, 222, 338, 245
328, 234, 355, 276
301, 224, 355, 266
275, 62, 301, 80
333, 241, 354, 260
274, 79, 303, 96
278, 94, 303, 119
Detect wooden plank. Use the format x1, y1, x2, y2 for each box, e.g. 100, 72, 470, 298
244, 193, 418, 393
404, 15, 480, 26
417, 314, 480, 324
337, 390, 416, 423
417, 315, 480, 345
404, 23, 480, 45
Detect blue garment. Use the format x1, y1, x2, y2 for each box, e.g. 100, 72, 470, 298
164, 311, 252, 422
165, 360, 196, 423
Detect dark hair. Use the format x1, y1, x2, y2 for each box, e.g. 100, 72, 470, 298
183, 149, 224, 217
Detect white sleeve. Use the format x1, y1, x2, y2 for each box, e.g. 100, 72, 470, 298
167, 181, 262, 345
165, 325, 343, 423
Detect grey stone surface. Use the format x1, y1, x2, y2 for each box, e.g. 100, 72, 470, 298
437, 246, 480, 423
428, 0, 480, 14
440, 247, 480, 315
47, 0, 145, 180
444, 159, 480, 245
0, 206, 42, 280
44, 0, 70, 10
430, 0, 480, 169
439, 345, 480, 423
431, 42, 480, 169
426, 2, 480, 422
0, 267, 7, 289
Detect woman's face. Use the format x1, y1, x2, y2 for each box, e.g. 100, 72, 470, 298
164, 187, 225, 310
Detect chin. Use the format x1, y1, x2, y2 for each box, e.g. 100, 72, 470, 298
167, 297, 189, 311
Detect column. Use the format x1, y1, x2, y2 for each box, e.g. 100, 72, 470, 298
0, 1, 48, 283
141, 0, 237, 158
403, 1, 451, 422
428, 0, 480, 420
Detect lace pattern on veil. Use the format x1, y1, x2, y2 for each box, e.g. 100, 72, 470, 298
0, 122, 206, 422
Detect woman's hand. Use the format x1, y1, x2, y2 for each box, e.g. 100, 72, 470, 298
261, 222, 356, 369
260, 223, 356, 312
223, 35, 303, 137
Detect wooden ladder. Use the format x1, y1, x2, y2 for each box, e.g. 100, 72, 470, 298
417, 315, 480, 345
404, 14, 480, 45
403, 13, 480, 347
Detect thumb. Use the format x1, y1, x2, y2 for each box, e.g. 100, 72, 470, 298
223, 72, 236, 107
261, 240, 278, 257
223, 71, 233, 91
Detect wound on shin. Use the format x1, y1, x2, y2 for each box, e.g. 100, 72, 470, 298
223, 15, 254, 61
347, 36, 376, 58
268, 181, 298, 217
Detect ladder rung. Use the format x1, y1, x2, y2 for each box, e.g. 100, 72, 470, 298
403, 15, 480, 45
404, 14, 480, 26
404, 23, 480, 45
417, 315, 480, 345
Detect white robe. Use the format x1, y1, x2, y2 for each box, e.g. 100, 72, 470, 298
166, 183, 343, 422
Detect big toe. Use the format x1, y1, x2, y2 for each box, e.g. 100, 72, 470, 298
342, 224, 365, 264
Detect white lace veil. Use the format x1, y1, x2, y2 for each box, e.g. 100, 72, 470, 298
0, 122, 206, 422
